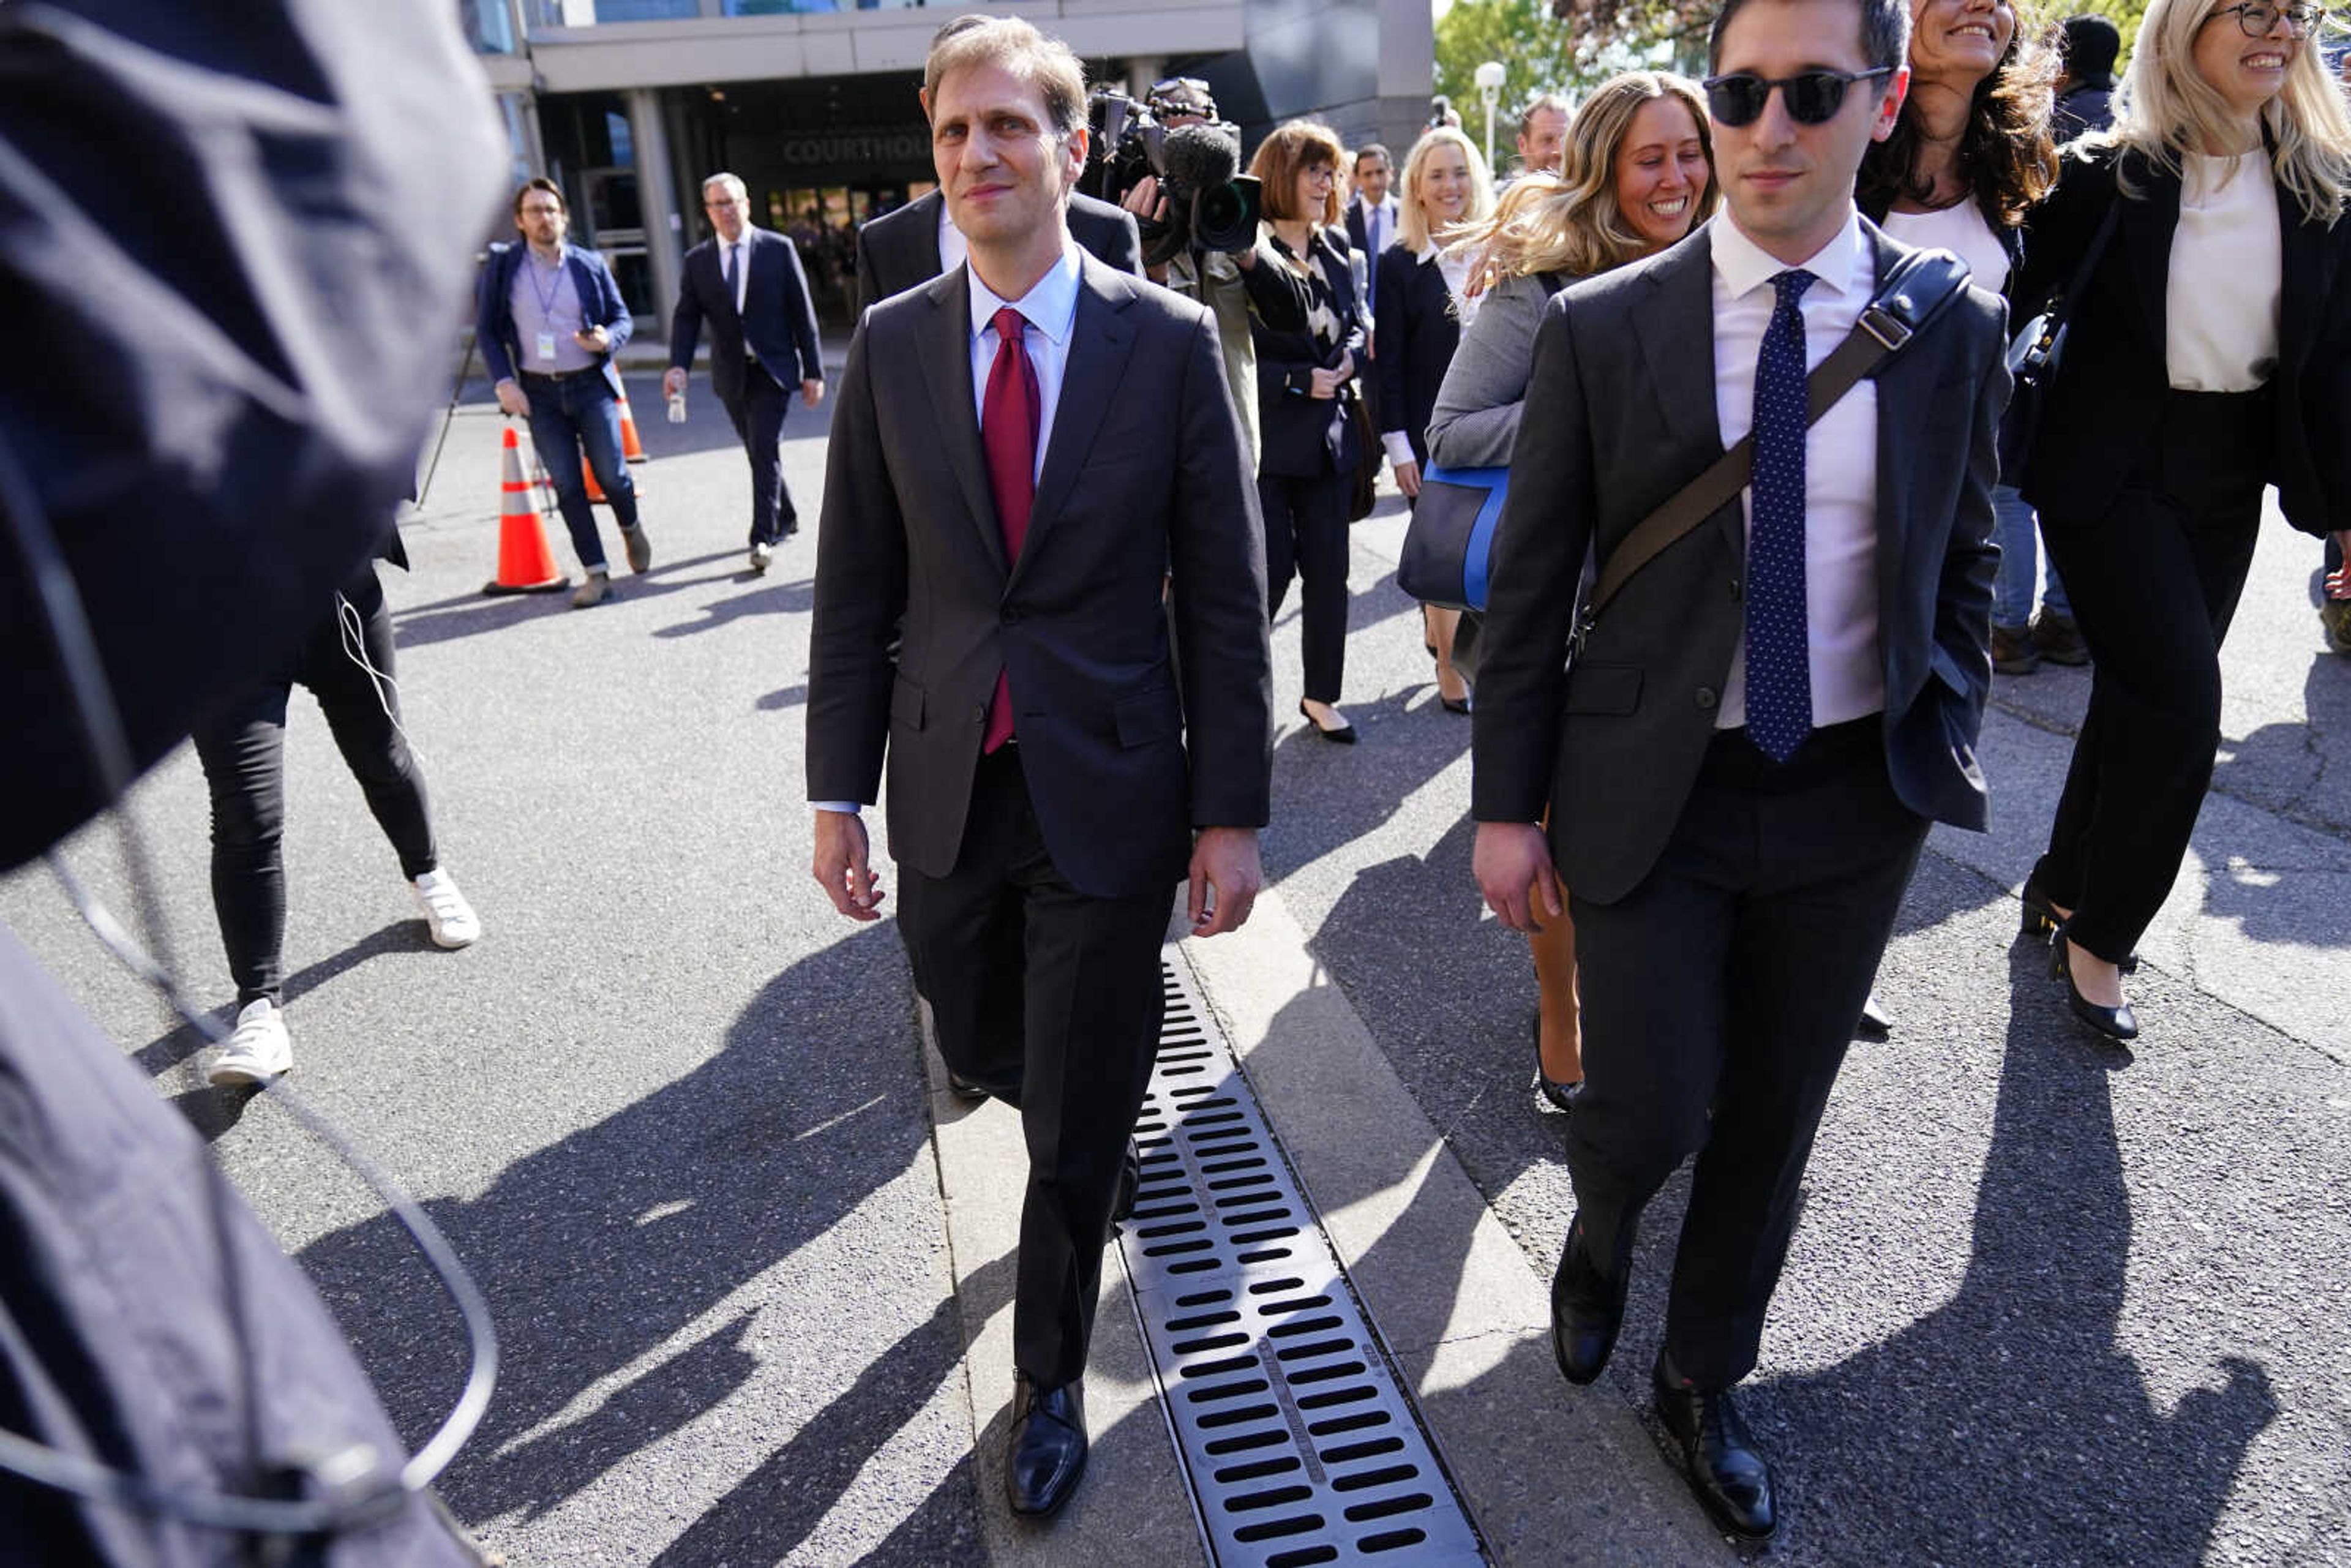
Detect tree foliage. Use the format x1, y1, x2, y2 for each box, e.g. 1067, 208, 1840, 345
1437, 0, 2152, 125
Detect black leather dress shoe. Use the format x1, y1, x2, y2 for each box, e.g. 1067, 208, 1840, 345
1549, 1215, 1629, 1386
1112, 1139, 1141, 1224
1652, 1354, 1776, 1541
947, 1072, 990, 1101
1006, 1378, 1087, 1517
2050, 926, 2139, 1041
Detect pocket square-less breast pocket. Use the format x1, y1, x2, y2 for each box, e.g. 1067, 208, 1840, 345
1563, 661, 1643, 716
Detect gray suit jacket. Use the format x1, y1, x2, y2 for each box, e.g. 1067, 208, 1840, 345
806, 252, 1273, 898
1470, 219, 2008, 904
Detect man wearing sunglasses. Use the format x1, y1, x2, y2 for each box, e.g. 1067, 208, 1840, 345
1471, 0, 2007, 1540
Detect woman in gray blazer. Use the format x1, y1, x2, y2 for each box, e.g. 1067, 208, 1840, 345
1428, 72, 1716, 1114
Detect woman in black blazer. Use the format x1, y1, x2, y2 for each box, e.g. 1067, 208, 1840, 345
1251, 121, 1370, 742
1376, 126, 1494, 713
2012, 0, 2351, 1041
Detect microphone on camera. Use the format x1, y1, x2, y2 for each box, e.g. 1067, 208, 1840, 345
1161, 123, 1241, 190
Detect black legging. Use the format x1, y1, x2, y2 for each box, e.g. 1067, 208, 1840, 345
2031, 388, 2270, 964
192, 566, 436, 1007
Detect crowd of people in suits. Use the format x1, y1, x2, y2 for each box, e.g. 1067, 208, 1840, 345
173, 0, 2351, 1544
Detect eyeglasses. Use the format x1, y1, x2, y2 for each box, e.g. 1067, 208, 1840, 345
1302, 166, 1338, 185
1702, 67, 1895, 127
2207, 1, 2323, 34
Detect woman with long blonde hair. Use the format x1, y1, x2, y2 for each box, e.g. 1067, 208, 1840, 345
1426, 71, 1717, 1112
2011, 0, 2351, 1041
1376, 126, 1496, 713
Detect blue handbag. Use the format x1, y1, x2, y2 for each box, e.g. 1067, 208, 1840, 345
1395, 463, 1509, 612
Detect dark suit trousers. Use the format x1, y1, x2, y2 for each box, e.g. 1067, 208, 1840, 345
2031, 388, 2270, 964
1565, 720, 1927, 1390
896, 748, 1172, 1389
1258, 470, 1352, 703
725, 361, 795, 544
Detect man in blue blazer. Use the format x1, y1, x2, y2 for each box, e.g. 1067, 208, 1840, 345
479, 178, 649, 608
664, 171, 827, 573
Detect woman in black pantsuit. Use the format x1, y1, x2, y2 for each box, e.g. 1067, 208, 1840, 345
2012, 0, 2351, 1040
1250, 120, 1368, 743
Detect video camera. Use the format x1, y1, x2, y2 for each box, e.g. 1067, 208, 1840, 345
1081, 78, 1262, 268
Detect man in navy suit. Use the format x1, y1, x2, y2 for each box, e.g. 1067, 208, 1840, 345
664, 172, 827, 573
480, 178, 649, 608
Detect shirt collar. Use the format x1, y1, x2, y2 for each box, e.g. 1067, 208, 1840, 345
1709, 206, 1867, 300
966, 239, 1084, 350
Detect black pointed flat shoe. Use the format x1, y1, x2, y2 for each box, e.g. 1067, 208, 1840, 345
1112, 1139, 1141, 1224
2050, 926, 2139, 1041
1440, 691, 1472, 715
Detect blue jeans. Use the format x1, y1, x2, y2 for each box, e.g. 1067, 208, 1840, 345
522, 370, 638, 571
1992, 483, 2069, 629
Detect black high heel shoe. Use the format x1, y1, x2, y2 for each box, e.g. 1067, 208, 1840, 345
2050, 925, 2139, 1041
1531, 1013, 1581, 1114
1299, 699, 1356, 744
2022, 879, 2139, 973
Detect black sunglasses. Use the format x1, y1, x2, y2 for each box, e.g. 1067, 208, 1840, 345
1703, 67, 1895, 127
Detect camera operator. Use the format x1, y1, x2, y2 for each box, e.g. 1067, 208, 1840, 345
1110, 78, 1309, 467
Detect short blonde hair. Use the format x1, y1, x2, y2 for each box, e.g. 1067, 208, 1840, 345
923, 15, 1087, 139
2108, 0, 2351, 221
1394, 127, 1496, 256
1457, 73, 1718, 291
1251, 121, 1347, 227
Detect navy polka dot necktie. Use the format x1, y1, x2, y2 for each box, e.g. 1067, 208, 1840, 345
1745, 268, 1815, 764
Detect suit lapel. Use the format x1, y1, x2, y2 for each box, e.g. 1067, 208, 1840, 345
914, 266, 1008, 576
2278, 182, 2330, 379
2118, 152, 2180, 355
1865, 223, 1933, 634
1014, 258, 1138, 588
1630, 229, 1726, 544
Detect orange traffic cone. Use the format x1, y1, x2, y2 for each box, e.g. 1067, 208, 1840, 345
616, 385, 648, 463
582, 456, 607, 505
484, 425, 571, 596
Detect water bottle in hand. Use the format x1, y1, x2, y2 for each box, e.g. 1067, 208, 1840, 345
666, 390, 688, 424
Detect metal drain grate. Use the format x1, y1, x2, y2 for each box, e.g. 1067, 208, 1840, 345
1120, 958, 1484, 1567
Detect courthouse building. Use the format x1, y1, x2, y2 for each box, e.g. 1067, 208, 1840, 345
462, 0, 1434, 335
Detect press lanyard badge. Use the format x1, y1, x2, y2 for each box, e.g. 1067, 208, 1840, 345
528, 255, 566, 363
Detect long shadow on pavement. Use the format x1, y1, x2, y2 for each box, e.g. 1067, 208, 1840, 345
1751, 939, 2278, 1566
290, 923, 968, 1547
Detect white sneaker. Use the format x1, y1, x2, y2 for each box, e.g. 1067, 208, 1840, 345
208, 999, 291, 1086
748, 540, 774, 574
413, 868, 481, 949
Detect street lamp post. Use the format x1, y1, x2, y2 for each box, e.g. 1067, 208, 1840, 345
1474, 60, 1506, 174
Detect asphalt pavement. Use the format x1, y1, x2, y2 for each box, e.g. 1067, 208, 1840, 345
3, 361, 2346, 1566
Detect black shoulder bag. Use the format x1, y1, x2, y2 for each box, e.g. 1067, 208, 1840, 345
1998, 193, 2123, 475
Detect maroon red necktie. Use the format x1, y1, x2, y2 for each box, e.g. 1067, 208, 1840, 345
981, 306, 1040, 754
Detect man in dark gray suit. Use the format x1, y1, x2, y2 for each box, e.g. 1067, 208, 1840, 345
806, 15, 1271, 1521
664, 171, 825, 573
1471, 0, 2004, 1540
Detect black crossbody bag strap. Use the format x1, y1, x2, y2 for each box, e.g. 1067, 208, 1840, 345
1582, 246, 1973, 625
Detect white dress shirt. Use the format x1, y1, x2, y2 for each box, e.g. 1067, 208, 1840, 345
2169, 150, 2281, 392
811, 240, 1082, 813
1708, 209, 1884, 732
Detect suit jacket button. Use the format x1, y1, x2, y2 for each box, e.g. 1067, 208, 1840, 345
1695, 687, 1718, 710
974, 704, 988, 724
1002, 607, 1021, 625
